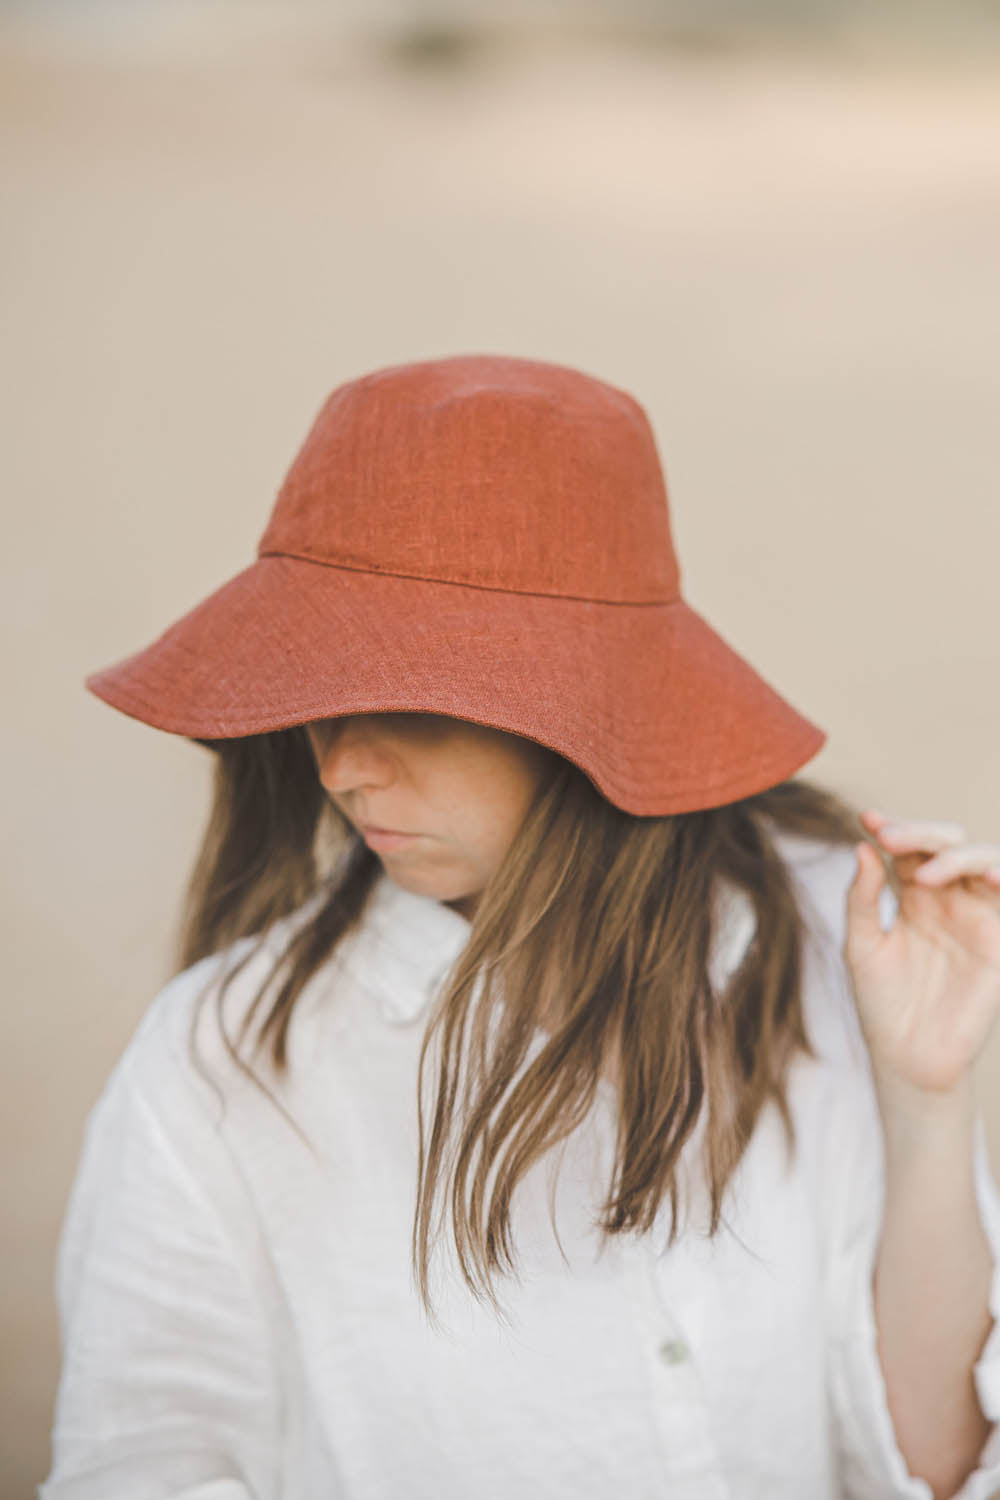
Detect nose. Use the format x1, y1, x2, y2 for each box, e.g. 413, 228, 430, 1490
310, 716, 397, 797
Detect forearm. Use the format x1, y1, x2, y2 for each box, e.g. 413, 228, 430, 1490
872, 1070, 994, 1499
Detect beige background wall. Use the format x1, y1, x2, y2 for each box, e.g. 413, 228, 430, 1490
3, 5, 999, 1493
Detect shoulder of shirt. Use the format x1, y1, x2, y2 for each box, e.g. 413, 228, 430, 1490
109, 890, 333, 1111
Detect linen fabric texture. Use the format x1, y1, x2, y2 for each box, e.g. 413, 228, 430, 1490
83, 354, 826, 815
40, 831, 1000, 1500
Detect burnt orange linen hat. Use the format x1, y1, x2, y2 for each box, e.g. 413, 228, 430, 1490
84, 353, 826, 816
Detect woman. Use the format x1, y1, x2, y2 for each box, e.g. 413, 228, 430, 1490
42, 354, 1000, 1498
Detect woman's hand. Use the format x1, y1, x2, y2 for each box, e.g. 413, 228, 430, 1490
844, 810, 1000, 1097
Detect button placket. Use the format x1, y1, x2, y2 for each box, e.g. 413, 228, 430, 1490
620, 1235, 730, 1498
658, 1336, 690, 1366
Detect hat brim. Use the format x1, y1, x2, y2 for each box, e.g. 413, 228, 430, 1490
84, 554, 826, 816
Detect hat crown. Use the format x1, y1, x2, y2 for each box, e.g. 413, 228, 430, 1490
256, 355, 680, 604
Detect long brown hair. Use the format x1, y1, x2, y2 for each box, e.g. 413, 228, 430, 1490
176, 723, 871, 1326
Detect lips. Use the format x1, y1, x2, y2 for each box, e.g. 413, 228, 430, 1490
360, 825, 420, 853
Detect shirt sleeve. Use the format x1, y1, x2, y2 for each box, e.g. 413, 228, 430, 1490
825, 1086, 1000, 1499
38, 980, 283, 1500
811, 852, 1000, 1498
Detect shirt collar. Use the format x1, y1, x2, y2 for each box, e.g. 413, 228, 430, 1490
348, 872, 474, 1025
355, 869, 758, 1028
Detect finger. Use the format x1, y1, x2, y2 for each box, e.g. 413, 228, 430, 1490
910, 844, 1000, 884
873, 818, 968, 854
846, 840, 892, 950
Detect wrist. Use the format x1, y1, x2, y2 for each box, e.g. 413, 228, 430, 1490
872, 1065, 978, 1159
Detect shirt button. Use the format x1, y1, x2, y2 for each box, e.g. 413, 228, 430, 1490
658, 1337, 689, 1366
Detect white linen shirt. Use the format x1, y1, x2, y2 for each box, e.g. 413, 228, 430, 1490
40, 830, 1000, 1499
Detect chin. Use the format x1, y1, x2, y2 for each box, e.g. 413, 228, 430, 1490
386, 865, 479, 911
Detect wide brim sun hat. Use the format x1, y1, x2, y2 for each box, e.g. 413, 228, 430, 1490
84, 353, 826, 817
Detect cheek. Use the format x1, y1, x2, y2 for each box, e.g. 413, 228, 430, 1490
428, 732, 547, 849
474, 761, 540, 848
432, 773, 508, 852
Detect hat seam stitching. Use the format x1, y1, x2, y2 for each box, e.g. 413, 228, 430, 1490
256, 548, 680, 608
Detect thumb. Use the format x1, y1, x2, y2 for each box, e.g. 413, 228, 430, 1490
845, 839, 889, 954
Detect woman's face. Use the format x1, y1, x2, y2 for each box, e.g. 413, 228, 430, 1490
304, 712, 557, 919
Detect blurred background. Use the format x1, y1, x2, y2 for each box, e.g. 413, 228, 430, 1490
3, 0, 999, 1491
